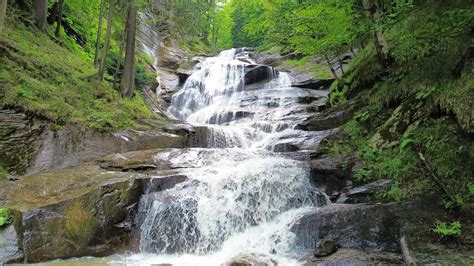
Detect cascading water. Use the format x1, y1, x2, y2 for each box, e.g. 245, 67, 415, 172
132, 49, 329, 265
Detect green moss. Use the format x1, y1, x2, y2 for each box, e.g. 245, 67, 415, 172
64, 200, 98, 244
282, 57, 333, 79
177, 37, 215, 57
0, 166, 8, 180
0, 208, 11, 228
433, 220, 462, 238
0, 22, 154, 131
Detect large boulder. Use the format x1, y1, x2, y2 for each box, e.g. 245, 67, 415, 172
0, 161, 189, 263
292, 78, 335, 90
156, 39, 188, 70
291, 200, 445, 254
0, 165, 144, 263
309, 155, 351, 197
295, 103, 356, 131
244, 65, 277, 86
0, 108, 193, 176
0, 108, 48, 176
291, 203, 402, 252
336, 180, 392, 204
0, 223, 22, 263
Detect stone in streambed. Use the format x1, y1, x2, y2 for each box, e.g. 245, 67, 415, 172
314, 240, 338, 257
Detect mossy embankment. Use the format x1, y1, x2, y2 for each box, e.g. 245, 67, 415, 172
0, 11, 155, 132
311, 0, 473, 247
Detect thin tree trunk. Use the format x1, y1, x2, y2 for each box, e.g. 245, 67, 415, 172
399, 235, 416, 266
94, 0, 106, 66
362, 0, 391, 67
54, 0, 64, 37
97, 0, 115, 81
324, 54, 338, 79
0, 0, 7, 34
32, 0, 48, 30
113, 30, 126, 89
120, 4, 137, 98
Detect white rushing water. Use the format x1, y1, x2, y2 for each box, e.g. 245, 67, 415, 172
130, 49, 329, 265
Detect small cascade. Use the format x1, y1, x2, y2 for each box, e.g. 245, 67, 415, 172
136, 49, 330, 265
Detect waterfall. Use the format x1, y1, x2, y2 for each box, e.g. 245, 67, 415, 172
135, 49, 329, 265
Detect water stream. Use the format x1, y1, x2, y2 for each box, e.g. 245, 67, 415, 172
129, 49, 329, 265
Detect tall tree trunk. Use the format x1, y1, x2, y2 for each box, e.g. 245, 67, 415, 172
0, 0, 7, 34
113, 30, 126, 89
94, 0, 106, 66
325, 54, 338, 79
32, 0, 48, 30
54, 0, 64, 37
97, 0, 115, 81
362, 0, 391, 68
120, 3, 137, 98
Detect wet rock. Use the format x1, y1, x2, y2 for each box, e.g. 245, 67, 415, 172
135, 190, 199, 254
273, 142, 300, 152
291, 202, 439, 253
314, 240, 338, 257
30, 123, 188, 175
156, 68, 182, 103
309, 155, 350, 197
225, 254, 274, 266
337, 179, 392, 204
244, 65, 277, 85
141, 174, 189, 194
156, 39, 188, 70
0, 108, 48, 175
0, 165, 146, 263
0, 224, 23, 264
208, 111, 255, 125
254, 52, 294, 67
98, 149, 169, 172
295, 103, 355, 131
303, 248, 402, 265
292, 78, 335, 90
0, 108, 191, 176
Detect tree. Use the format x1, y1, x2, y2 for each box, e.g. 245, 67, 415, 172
54, 0, 64, 37
97, 0, 116, 81
0, 0, 6, 34
94, 0, 106, 66
362, 0, 391, 68
32, 0, 48, 30
120, 2, 137, 98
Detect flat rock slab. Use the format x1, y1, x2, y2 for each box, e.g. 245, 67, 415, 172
0, 161, 186, 263
291, 202, 437, 253
303, 248, 402, 265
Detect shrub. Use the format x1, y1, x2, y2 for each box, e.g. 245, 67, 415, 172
433, 220, 462, 238
0, 208, 11, 228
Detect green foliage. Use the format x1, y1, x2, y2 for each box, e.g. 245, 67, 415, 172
378, 183, 407, 201
283, 57, 333, 79
433, 220, 462, 238
0, 166, 7, 180
0, 208, 11, 228
0, 22, 153, 131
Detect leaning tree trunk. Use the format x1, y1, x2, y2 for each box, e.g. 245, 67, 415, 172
120, 3, 137, 98
94, 0, 106, 66
54, 0, 64, 37
0, 0, 7, 34
97, 0, 116, 81
362, 0, 391, 68
324, 54, 339, 79
32, 0, 48, 30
